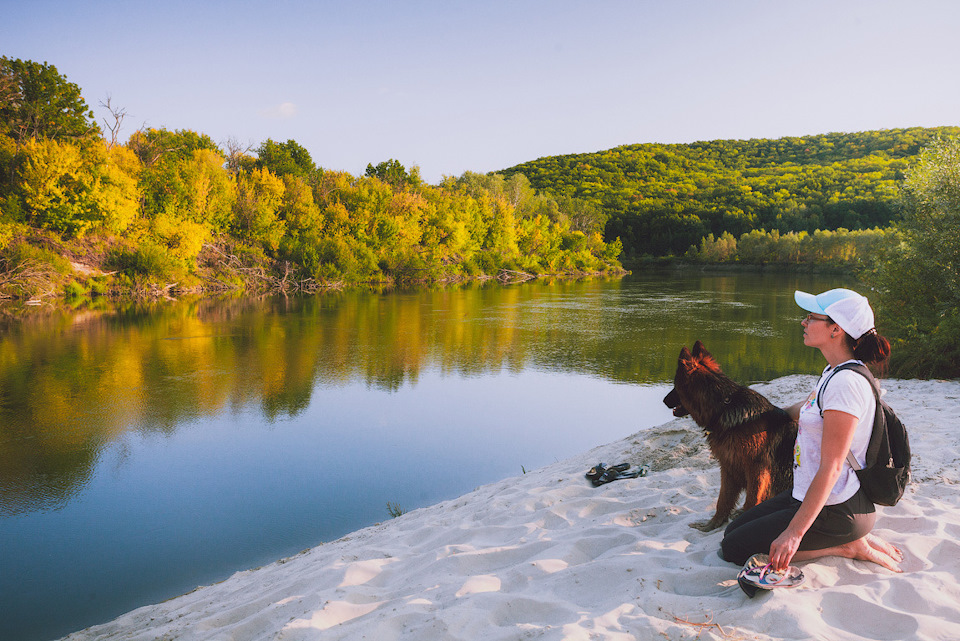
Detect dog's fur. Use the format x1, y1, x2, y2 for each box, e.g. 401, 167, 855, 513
663, 341, 797, 531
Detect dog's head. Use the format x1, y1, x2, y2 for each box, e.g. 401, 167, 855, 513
663, 387, 689, 417
662, 341, 722, 417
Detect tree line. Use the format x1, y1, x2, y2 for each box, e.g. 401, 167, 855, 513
0, 57, 623, 301
685, 140, 959, 377
686, 227, 897, 269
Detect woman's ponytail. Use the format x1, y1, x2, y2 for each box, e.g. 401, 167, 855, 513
851, 329, 891, 367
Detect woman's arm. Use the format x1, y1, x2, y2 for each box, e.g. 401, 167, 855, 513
768, 409, 858, 571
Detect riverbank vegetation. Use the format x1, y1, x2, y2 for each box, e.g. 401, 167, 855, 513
0, 58, 623, 304
679, 138, 960, 378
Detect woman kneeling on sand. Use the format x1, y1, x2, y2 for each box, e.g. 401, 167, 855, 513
720, 288, 903, 573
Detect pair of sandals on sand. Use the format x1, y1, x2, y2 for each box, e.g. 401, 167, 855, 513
585, 462, 648, 487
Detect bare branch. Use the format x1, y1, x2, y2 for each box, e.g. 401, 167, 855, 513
99, 95, 128, 148
223, 137, 255, 174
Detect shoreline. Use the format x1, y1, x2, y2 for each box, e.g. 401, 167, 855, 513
61, 375, 960, 640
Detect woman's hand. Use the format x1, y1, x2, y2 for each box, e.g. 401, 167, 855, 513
769, 527, 804, 571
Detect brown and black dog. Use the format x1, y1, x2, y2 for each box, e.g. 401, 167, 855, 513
663, 341, 797, 531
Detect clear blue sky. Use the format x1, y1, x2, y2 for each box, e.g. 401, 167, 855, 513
4, 0, 959, 183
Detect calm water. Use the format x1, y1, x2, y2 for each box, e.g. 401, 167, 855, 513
0, 269, 854, 641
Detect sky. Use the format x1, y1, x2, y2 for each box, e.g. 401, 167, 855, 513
3, 0, 959, 183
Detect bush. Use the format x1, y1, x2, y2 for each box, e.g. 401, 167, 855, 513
89, 276, 109, 296
108, 240, 181, 279
63, 280, 87, 298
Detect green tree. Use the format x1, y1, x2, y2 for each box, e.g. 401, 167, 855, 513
873, 137, 960, 377
137, 140, 235, 263
256, 139, 316, 178
0, 57, 100, 144
277, 174, 324, 275
128, 127, 220, 168
365, 159, 421, 190
482, 197, 519, 268
133, 129, 228, 222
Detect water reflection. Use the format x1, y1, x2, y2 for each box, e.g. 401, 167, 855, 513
0, 271, 845, 520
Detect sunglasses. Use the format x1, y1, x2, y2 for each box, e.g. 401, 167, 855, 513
804, 313, 831, 323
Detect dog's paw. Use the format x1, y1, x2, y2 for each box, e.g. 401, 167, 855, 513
689, 519, 725, 532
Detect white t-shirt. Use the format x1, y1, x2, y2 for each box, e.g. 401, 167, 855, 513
793, 360, 876, 504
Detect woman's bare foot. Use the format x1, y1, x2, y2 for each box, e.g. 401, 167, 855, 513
865, 533, 903, 563
835, 535, 903, 572
792, 533, 903, 572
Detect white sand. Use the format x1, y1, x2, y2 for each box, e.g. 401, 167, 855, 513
62, 375, 960, 640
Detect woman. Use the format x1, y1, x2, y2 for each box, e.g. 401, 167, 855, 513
720, 288, 903, 573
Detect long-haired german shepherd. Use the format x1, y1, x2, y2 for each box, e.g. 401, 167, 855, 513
663, 341, 797, 531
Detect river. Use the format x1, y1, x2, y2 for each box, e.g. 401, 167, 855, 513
0, 268, 855, 640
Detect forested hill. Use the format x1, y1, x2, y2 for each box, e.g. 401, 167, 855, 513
497, 127, 960, 258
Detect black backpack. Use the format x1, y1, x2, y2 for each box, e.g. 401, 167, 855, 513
818, 362, 911, 507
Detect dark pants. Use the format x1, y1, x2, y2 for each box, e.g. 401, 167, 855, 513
720, 489, 876, 566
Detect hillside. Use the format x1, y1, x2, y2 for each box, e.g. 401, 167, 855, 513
498, 127, 960, 257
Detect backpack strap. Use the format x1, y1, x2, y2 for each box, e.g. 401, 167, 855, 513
845, 450, 862, 471
817, 362, 881, 471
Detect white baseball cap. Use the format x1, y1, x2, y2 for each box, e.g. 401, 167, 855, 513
794, 288, 875, 340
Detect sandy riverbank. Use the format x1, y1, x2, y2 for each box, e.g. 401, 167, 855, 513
61, 375, 960, 640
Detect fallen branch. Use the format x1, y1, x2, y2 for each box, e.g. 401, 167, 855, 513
0, 257, 60, 300
671, 613, 737, 639
497, 268, 534, 283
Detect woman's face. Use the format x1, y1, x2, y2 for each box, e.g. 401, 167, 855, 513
801, 312, 835, 347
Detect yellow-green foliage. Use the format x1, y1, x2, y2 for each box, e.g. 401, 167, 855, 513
12, 138, 140, 237
1, 70, 624, 293
234, 167, 286, 251
98, 145, 141, 234
182, 149, 236, 228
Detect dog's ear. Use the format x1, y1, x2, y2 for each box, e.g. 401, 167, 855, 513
692, 340, 709, 359
678, 346, 701, 374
